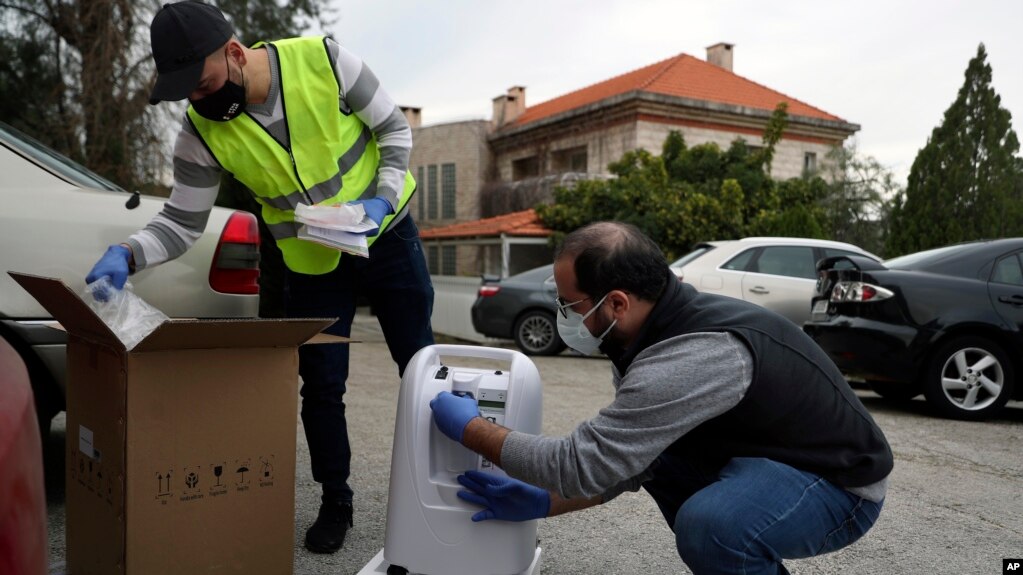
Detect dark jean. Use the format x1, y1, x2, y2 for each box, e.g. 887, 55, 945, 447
285, 215, 435, 503
643, 455, 883, 575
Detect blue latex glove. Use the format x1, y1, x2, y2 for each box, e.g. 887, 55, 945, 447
86, 245, 132, 291
347, 197, 393, 235
429, 391, 480, 443
456, 470, 551, 522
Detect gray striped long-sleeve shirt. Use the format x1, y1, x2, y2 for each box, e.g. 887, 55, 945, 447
127, 38, 412, 270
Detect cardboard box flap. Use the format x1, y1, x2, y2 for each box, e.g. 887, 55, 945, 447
10, 272, 338, 352
9, 272, 123, 349
131, 318, 335, 352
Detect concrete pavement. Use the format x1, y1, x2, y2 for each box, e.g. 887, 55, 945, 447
45, 310, 1023, 574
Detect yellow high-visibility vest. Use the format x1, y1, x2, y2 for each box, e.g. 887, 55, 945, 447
188, 36, 416, 275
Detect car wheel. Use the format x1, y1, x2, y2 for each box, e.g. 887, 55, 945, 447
513, 311, 566, 356
922, 336, 1014, 421
867, 380, 920, 402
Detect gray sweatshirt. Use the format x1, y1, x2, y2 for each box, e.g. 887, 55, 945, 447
500, 331, 887, 503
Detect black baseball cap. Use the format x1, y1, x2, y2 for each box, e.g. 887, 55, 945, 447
149, 1, 234, 105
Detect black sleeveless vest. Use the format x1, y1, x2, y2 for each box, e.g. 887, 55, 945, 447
608, 272, 893, 488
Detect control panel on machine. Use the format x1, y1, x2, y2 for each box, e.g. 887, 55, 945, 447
435, 366, 510, 472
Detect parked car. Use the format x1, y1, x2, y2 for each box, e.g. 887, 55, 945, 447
471, 264, 566, 356
670, 237, 881, 325
804, 239, 1023, 420
0, 338, 47, 575
0, 122, 260, 434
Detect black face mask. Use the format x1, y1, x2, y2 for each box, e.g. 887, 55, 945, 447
190, 51, 247, 122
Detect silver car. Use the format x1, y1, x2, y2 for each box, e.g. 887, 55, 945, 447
0, 122, 260, 432
670, 237, 880, 325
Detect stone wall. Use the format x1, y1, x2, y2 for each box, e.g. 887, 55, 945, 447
495, 122, 638, 180
635, 120, 840, 180
409, 120, 492, 226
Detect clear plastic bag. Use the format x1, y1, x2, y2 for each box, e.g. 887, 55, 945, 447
83, 277, 169, 350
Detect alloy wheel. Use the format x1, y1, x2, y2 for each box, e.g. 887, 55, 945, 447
513, 311, 565, 356
924, 335, 1014, 420
938, 347, 1003, 412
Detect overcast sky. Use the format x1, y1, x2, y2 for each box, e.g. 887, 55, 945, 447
327, 0, 1022, 183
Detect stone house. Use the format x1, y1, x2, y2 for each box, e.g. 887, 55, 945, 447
408, 44, 860, 277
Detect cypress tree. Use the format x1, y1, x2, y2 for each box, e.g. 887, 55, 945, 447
887, 44, 1023, 256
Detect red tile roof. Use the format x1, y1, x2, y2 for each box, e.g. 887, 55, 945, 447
512, 53, 843, 127
419, 209, 551, 240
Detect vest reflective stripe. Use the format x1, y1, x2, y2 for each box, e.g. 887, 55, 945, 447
266, 220, 301, 239
252, 125, 374, 212
186, 36, 415, 275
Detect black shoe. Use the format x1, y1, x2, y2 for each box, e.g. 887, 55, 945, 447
304, 500, 354, 554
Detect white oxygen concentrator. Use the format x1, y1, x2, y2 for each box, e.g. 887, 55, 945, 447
358, 345, 544, 575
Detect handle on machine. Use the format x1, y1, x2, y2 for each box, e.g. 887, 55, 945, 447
423, 344, 525, 364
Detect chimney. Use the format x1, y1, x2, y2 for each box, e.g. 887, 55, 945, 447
705, 42, 734, 72
400, 106, 422, 129
492, 86, 527, 128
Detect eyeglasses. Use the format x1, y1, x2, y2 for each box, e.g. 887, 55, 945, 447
555, 295, 590, 319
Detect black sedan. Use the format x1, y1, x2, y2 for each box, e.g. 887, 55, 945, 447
470, 264, 566, 356
804, 239, 1023, 420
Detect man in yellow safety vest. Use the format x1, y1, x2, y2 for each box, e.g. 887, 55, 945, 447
86, 0, 434, 555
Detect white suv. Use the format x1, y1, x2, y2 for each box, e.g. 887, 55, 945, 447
670, 237, 880, 325
0, 122, 260, 433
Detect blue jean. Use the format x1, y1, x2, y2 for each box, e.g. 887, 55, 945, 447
642, 455, 883, 575
285, 215, 435, 503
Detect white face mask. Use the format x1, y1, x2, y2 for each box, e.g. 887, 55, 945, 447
556, 293, 617, 356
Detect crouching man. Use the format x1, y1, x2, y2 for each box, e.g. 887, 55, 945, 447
431, 221, 891, 575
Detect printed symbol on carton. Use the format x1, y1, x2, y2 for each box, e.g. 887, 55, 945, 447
182, 466, 202, 493
208, 462, 228, 496
156, 471, 172, 499
93, 465, 104, 495
259, 456, 275, 487
73, 454, 92, 489
179, 469, 205, 502
85, 459, 96, 489
235, 459, 251, 489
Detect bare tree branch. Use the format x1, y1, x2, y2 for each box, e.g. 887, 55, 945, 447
0, 1, 48, 21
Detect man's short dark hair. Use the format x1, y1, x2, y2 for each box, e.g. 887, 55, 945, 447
555, 221, 668, 301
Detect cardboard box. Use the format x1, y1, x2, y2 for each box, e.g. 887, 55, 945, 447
10, 273, 338, 575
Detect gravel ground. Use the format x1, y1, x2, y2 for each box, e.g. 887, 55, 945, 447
45, 310, 1023, 574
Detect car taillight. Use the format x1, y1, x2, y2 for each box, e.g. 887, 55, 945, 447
478, 285, 500, 297
829, 281, 893, 303
209, 211, 260, 294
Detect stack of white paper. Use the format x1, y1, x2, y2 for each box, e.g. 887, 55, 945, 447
294, 203, 377, 258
